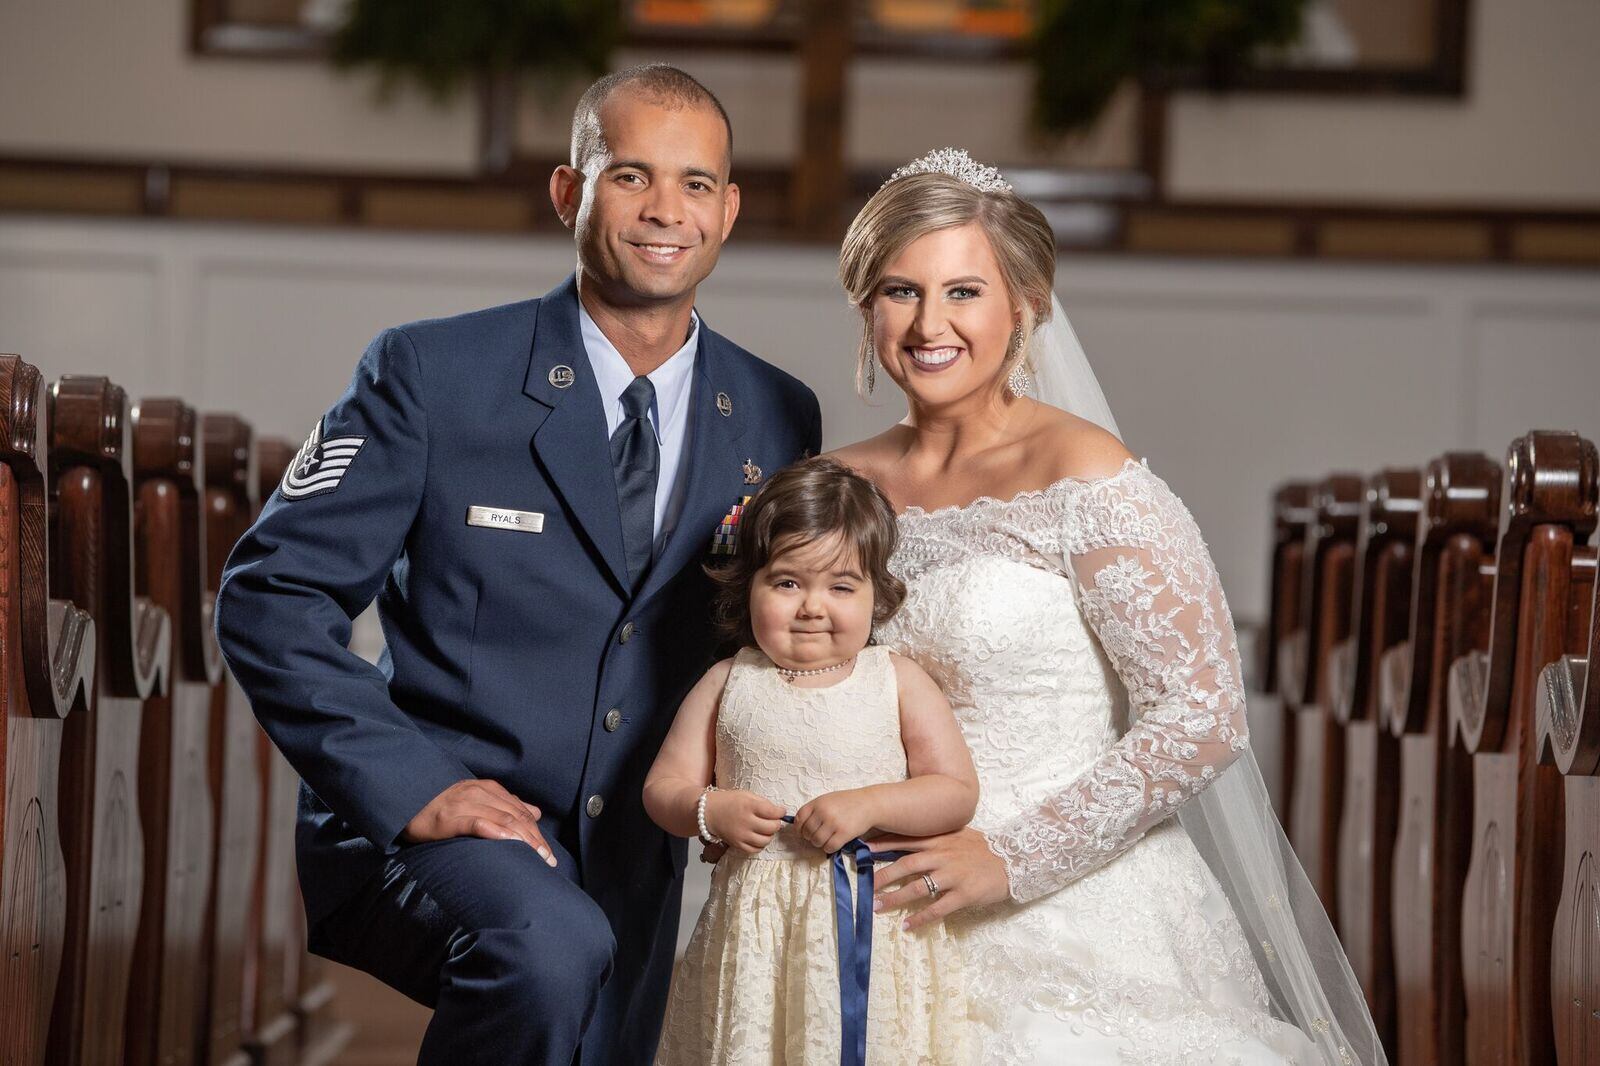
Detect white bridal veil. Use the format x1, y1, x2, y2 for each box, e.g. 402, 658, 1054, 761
1027, 212, 1385, 1066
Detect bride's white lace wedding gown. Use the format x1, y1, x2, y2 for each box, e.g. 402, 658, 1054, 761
877, 458, 1323, 1065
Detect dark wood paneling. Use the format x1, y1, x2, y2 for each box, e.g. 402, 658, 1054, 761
46, 375, 170, 1066
246, 437, 302, 1066
125, 399, 222, 1066
1452, 430, 1597, 1066
0, 355, 95, 1066
198, 414, 259, 1066
1535, 539, 1599, 1066
1386, 451, 1500, 1066
1333, 468, 1423, 1058
1289, 473, 1362, 923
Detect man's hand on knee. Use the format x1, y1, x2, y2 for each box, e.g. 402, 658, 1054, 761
402, 779, 557, 867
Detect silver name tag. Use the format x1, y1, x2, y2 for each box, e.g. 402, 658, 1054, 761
466, 506, 545, 534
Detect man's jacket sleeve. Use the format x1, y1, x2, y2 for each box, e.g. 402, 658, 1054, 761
216, 326, 471, 849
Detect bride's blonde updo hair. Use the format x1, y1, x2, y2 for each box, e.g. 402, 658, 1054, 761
839, 168, 1057, 397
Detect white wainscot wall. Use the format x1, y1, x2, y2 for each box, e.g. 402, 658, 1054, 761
5, 215, 1595, 620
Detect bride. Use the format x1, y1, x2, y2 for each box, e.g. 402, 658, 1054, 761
829, 150, 1385, 1064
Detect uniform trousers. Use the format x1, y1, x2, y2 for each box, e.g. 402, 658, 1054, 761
312, 834, 617, 1066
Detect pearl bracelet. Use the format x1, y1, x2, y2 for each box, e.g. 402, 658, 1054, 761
696, 784, 724, 846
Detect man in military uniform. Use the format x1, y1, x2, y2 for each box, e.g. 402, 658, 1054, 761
217, 64, 820, 1064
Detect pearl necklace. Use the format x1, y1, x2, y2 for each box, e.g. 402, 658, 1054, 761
777, 655, 857, 685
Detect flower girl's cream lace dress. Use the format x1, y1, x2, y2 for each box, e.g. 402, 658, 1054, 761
878, 459, 1321, 1065
653, 645, 972, 1065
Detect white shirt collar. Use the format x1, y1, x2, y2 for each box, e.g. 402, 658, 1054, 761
577, 298, 699, 443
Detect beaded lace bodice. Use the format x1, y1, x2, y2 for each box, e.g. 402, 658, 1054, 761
877, 458, 1249, 903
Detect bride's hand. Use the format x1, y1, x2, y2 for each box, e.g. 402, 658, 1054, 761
871, 827, 1011, 931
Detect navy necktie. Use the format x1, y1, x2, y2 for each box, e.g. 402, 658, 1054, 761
610, 375, 659, 591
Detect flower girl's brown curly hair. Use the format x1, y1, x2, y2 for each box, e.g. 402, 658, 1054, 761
707, 457, 907, 648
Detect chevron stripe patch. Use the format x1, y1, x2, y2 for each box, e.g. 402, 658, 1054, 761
280, 418, 366, 500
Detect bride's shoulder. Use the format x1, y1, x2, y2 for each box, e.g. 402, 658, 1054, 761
1025, 404, 1135, 485
824, 426, 911, 486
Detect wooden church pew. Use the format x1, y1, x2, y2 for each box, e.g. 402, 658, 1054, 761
46, 376, 171, 1066
1265, 481, 1314, 820
1385, 451, 1501, 1066
0, 355, 95, 1066
1288, 473, 1363, 922
246, 437, 301, 1066
251, 437, 350, 1066
1332, 468, 1422, 1057
125, 399, 223, 1066
1536, 527, 1600, 1066
295, 939, 351, 1066
1452, 430, 1598, 1066
198, 414, 260, 1066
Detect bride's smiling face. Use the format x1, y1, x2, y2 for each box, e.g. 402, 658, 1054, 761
868, 222, 1020, 409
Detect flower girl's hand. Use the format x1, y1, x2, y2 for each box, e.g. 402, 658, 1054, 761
705, 789, 787, 855
793, 789, 879, 855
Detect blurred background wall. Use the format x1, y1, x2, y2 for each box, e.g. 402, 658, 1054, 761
5, 0, 1597, 195
2, 1, 1595, 1058
3, 0, 1596, 620
3, 215, 1595, 619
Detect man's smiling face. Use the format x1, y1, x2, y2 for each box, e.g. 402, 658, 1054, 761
571, 89, 739, 308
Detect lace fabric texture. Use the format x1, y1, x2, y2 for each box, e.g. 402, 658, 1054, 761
654, 646, 972, 1066
982, 459, 1247, 901
878, 458, 1326, 1064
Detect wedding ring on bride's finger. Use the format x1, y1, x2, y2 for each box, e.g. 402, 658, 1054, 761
921, 873, 940, 899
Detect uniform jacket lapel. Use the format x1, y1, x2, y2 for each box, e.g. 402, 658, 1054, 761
637, 326, 747, 605
523, 274, 630, 594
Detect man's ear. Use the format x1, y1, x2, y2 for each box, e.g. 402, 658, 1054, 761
720, 181, 741, 242
549, 165, 585, 230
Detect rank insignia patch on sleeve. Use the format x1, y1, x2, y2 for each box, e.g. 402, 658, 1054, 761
280, 418, 367, 500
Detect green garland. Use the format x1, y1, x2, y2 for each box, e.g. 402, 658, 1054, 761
1031, 0, 1310, 134
329, 1, 1306, 140
330, 0, 619, 102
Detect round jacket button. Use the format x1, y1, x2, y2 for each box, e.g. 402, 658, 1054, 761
618, 622, 636, 645
586, 795, 604, 818
603, 708, 622, 732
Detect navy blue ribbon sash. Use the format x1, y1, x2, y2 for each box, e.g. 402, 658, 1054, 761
780, 814, 907, 1065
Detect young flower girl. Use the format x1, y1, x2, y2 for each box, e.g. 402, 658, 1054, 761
645, 457, 977, 1065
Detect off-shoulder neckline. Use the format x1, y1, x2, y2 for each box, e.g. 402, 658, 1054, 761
895, 456, 1149, 522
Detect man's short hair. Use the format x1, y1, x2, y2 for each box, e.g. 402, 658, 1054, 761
569, 64, 733, 175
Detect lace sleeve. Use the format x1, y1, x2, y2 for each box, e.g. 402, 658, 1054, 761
985, 464, 1249, 903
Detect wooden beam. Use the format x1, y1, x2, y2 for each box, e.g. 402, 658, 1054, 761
790, 0, 852, 239
4, 153, 1600, 268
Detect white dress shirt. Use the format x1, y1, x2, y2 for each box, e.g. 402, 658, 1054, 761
578, 299, 700, 557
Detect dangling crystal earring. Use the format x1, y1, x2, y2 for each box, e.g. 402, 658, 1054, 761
1006, 322, 1031, 397
865, 341, 877, 395
1007, 361, 1032, 397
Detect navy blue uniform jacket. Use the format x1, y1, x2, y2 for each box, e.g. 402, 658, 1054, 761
216, 274, 820, 1039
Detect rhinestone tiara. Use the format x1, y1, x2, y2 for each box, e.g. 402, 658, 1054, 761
881, 147, 1012, 194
